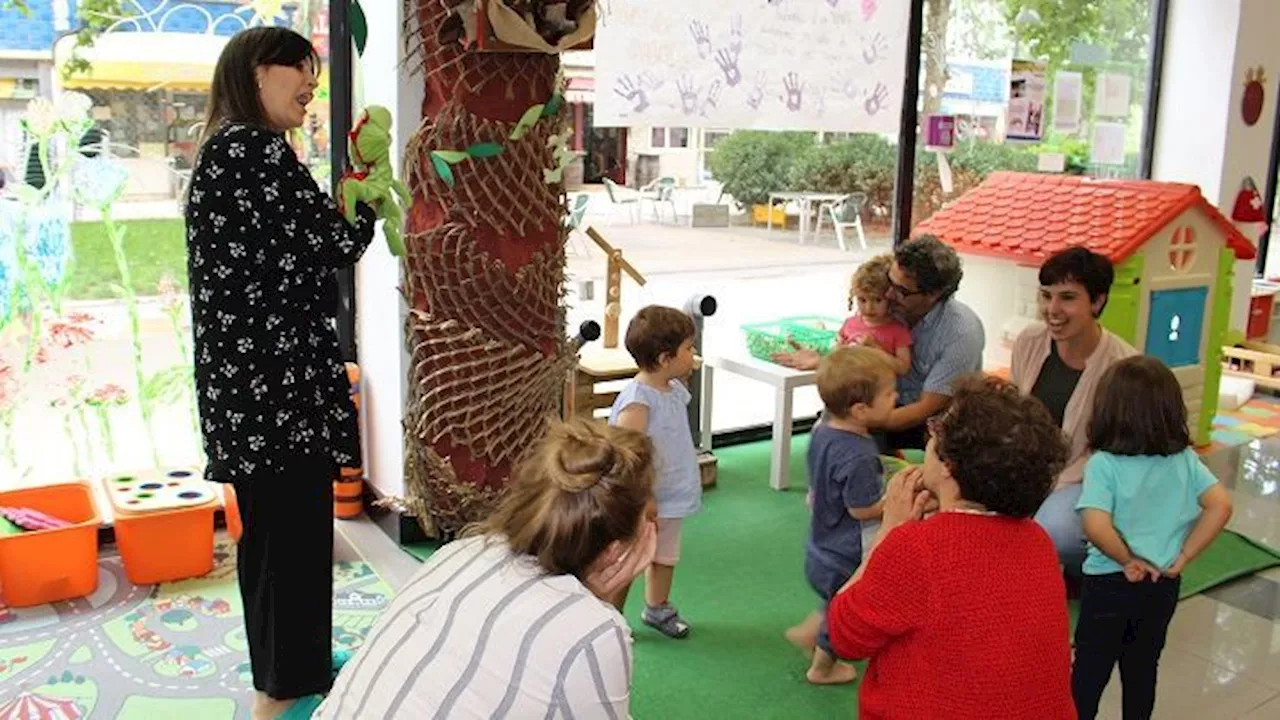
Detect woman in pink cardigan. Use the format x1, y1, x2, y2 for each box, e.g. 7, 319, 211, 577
1010, 247, 1137, 573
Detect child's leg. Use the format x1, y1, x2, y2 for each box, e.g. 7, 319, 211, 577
642, 519, 690, 639
1072, 574, 1129, 720
1118, 577, 1180, 720
785, 612, 822, 655
803, 554, 858, 685
645, 563, 675, 607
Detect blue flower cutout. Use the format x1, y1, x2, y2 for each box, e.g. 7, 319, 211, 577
23, 202, 72, 291
0, 202, 17, 327
72, 156, 130, 209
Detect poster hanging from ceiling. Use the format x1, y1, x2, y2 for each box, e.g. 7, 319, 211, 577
1006, 59, 1048, 142
593, 0, 910, 133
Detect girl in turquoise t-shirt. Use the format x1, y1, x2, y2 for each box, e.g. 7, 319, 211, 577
1072, 356, 1233, 720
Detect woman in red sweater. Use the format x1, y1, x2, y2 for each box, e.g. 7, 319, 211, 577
827, 375, 1076, 719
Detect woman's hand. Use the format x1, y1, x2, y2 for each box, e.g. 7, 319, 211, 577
584, 520, 657, 600
881, 466, 932, 530
1162, 552, 1189, 579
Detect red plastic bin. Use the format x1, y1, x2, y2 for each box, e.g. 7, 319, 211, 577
0, 482, 101, 607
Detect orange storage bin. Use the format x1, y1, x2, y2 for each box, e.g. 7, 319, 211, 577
0, 482, 101, 607
105, 469, 219, 585
222, 484, 243, 543
334, 468, 364, 519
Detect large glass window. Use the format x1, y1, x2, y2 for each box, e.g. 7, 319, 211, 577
0, 2, 337, 484
912, 0, 1156, 227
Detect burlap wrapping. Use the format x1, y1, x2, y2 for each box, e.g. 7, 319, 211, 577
400, 0, 571, 537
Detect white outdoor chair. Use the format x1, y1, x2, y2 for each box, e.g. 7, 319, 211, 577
640, 176, 677, 223
602, 177, 640, 224
814, 193, 868, 251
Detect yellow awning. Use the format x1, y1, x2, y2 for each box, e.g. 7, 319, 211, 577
54, 32, 229, 92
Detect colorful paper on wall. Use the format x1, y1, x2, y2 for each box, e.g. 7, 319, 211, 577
1094, 73, 1132, 118
1052, 71, 1083, 133
1090, 122, 1128, 166
1006, 59, 1048, 142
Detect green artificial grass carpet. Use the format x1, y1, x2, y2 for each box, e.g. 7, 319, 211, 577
402, 433, 1280, 720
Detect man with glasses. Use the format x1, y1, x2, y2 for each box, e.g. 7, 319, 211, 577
776, 235, 985, 451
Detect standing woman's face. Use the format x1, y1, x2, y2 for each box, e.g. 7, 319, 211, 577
255, 57, 318, 132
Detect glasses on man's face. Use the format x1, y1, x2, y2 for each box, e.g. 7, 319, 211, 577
885, 272, 925, 298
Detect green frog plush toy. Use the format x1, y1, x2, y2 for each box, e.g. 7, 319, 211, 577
339, 106, 410, 256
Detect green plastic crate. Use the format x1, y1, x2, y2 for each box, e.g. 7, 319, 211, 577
742, 316, 842, 361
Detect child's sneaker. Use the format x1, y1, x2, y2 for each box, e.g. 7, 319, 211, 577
642, 603, 691, 639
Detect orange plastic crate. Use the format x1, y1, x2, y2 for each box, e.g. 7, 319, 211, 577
0, 483, 101, 607
113, 504, 217, 585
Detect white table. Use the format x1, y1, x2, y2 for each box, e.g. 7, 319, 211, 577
699, 355, 817, 490
765, 191, 847, 243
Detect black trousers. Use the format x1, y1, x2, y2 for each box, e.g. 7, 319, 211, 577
1072, 573, 1181, 720
232, 455, 336, 699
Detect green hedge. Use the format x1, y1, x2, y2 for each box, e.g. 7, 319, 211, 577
708, 130, 1112, 222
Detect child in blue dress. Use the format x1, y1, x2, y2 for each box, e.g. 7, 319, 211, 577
1073, 356, 1233, 720
609, 305, 701, 639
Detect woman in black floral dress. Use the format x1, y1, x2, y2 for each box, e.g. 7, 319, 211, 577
184, 27, 375, 719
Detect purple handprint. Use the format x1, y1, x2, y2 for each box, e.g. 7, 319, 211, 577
782, 72, 804, 111
690, 20, 712, 59
715, 48, 742, 87
862, 0, 877, 21
746, 72, 767, 110
701, 80, 723, 116
862, 32, 889, 65
677, 76, 701, 115
728, 13, 743, 58
613, 74, 649, 113
864, 82, 889, 116
825, 0, 840, 7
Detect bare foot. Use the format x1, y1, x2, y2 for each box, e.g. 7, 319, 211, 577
785, 625, 817, 656
807, 661, 858, 685
252, 692, 296, 720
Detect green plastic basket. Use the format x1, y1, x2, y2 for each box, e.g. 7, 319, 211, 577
742, 316, 842, 361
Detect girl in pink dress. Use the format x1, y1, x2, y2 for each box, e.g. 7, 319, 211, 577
840, 254, 912, 375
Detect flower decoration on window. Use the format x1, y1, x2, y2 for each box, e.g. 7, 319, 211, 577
72, 156, 130, 210
23, 203, 72, 293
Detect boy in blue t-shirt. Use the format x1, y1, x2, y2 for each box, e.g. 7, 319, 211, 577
786, 346, 897, 685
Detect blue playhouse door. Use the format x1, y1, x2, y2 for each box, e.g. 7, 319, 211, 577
1146, 287, 1209, 368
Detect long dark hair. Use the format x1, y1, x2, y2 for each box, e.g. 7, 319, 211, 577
199, 26, 319, 146
1088, 356, 1191, 456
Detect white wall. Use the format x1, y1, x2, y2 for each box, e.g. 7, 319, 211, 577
1151, 0, 1280, 332
952, 254, 1040, 371
353, 0, 421, 499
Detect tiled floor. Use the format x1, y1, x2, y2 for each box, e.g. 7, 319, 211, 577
344, 433, 1280, 719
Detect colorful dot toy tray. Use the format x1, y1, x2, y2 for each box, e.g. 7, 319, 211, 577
104, 467, 219, 515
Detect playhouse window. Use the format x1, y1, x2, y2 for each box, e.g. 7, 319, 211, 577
1169, 225, 1196, 272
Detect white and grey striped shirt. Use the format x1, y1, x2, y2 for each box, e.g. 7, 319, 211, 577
316, 535, 634, 719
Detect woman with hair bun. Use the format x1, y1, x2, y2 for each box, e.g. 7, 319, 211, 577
317, 420, 658, 719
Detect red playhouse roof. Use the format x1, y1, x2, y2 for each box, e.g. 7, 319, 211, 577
912, 172, 1256, 265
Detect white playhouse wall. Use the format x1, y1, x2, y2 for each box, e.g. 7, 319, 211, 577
1134, 206, 1227, 432
953, 254, 1042, 371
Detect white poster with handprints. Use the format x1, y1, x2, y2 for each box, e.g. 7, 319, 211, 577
594, 0, 910, 133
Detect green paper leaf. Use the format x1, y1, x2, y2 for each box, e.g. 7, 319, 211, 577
510, 104, 545, 140
430, 153, 455, 187
465, 143, 504, 158
350, 0, 369, 57
433, 150, 470, 164
543, 94, 564, 116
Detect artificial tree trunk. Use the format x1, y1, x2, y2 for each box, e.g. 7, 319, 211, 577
401, 0, 572, 536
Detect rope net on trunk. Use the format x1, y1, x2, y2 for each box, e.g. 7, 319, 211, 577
400, 0, 571, 537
